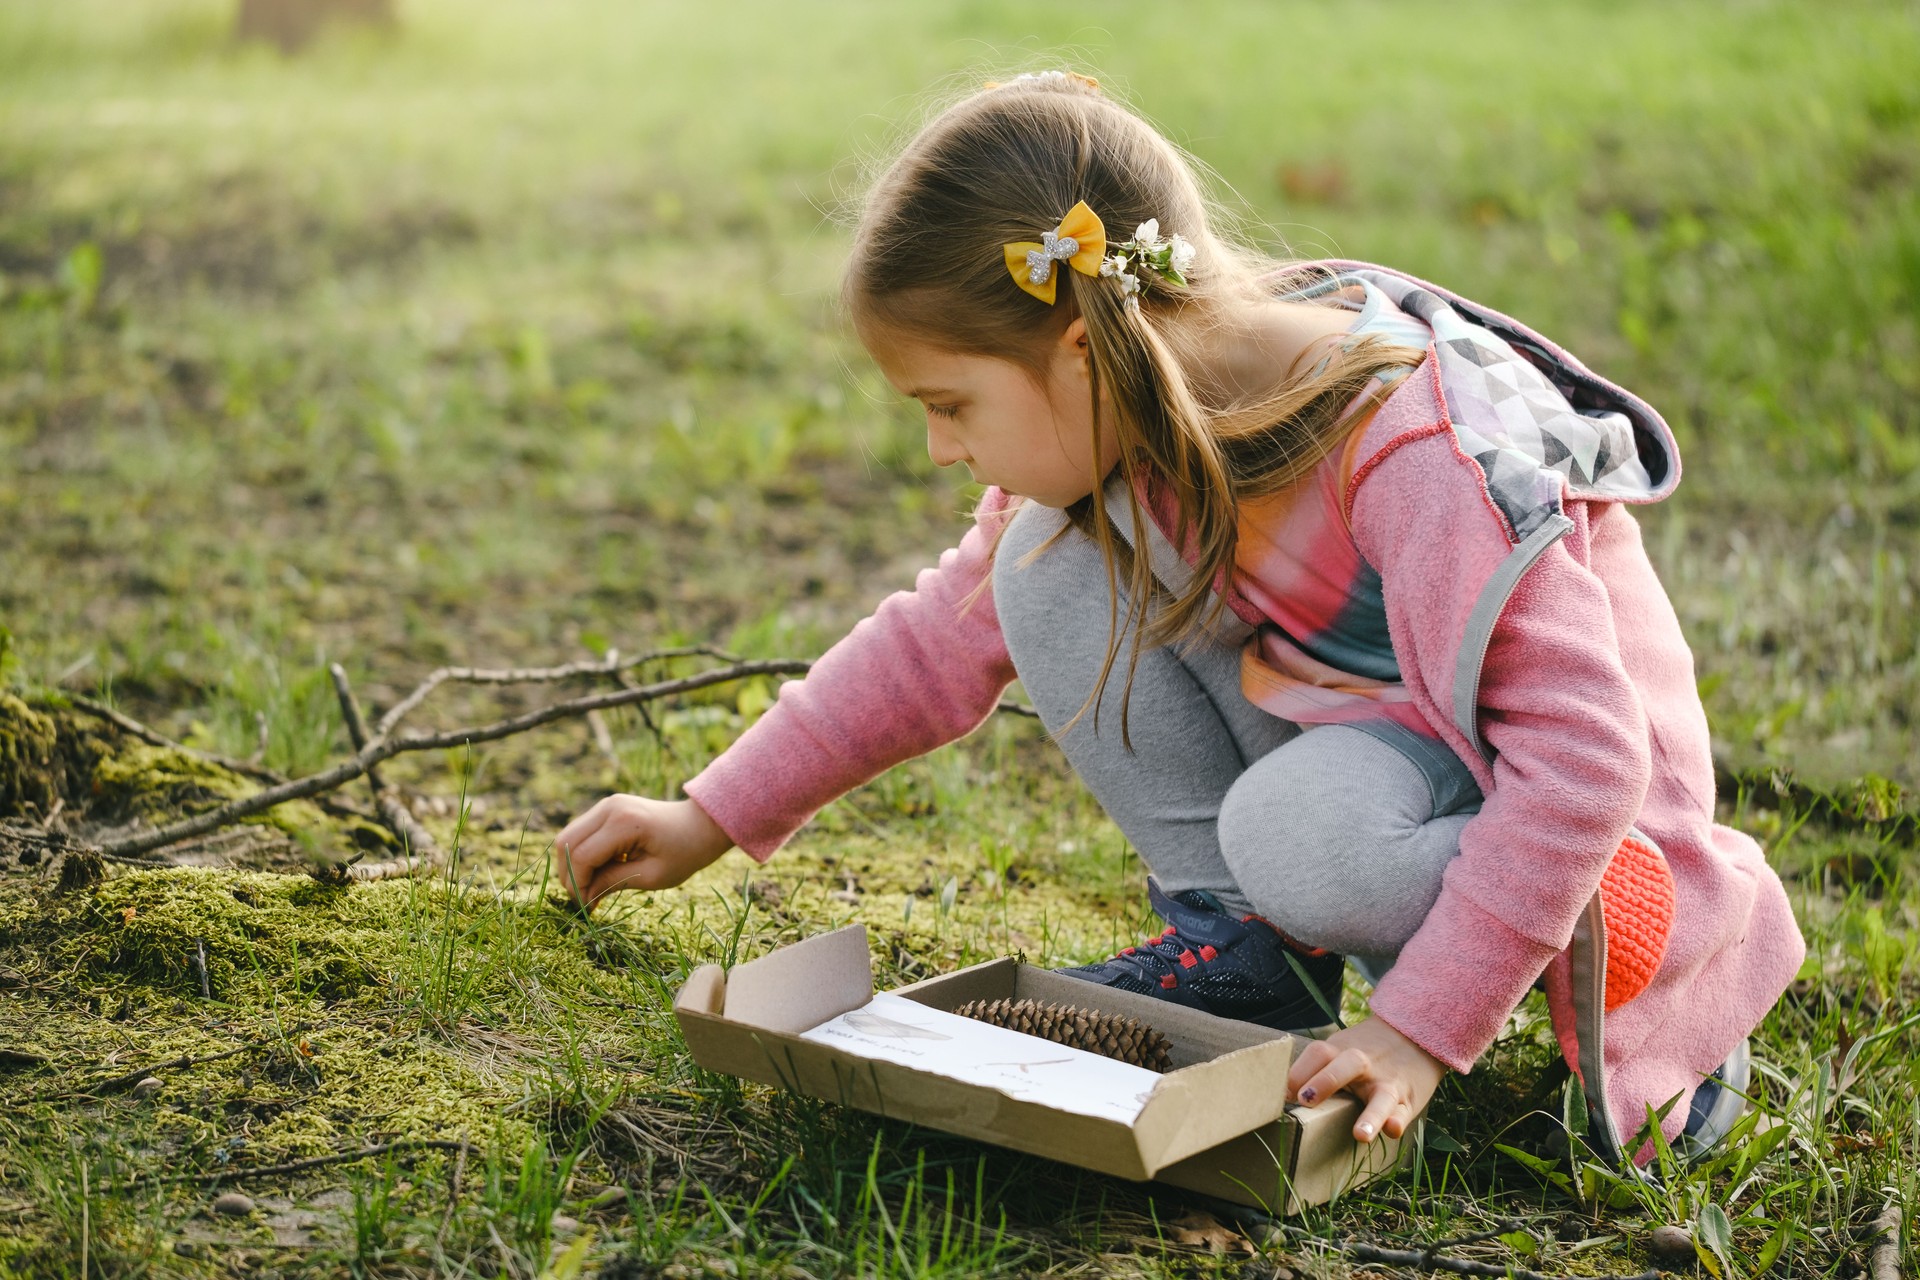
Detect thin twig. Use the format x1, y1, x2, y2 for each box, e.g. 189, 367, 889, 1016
617, 658, 681, 767
191, 938, 211, 999
60, 694, 286, 787
328, 664, 443, 879
1869, 1203, 1903, 1280
96, 659, 810, 860
435, 1136, 469, 1250
1319, 1236, 1649, 1280
46, 695, 374, 824
586, 711, 620, 771
1254, 1215, 1648, 1280
124, 1139, 476, 1187
373, 645, 745, 737
32, 1043, 260, 1103
89, 1042, 254, 1096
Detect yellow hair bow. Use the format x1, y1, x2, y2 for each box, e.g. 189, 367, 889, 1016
1002, 201, 1107, 305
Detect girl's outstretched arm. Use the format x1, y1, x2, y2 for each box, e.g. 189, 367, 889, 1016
583, 489, 1021, 884
682, 487, 1020, 858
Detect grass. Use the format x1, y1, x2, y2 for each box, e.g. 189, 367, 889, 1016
0, 0, 1917, 1275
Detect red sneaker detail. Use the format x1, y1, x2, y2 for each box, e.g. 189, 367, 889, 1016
1199, 945, 1218, 962
1159, 974, 1178, 990
1179, 951, 1199, 969
1120, 947, 1136, 956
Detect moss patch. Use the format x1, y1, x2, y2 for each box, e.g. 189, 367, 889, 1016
0, 693, 60, 818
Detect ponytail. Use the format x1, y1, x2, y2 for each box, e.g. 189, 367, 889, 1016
1052, 265, 1419, 747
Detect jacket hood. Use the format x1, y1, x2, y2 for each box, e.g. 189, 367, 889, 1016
1311, 262, 1682, 543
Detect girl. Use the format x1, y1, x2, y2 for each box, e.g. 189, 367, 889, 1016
555, 72, 1804, 1168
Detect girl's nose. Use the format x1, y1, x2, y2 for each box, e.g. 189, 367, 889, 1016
926, 420, 967, 469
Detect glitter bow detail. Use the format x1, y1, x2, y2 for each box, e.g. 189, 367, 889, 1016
1002, 201, 1107, 305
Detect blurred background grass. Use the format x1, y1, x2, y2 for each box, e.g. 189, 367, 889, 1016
1, 0, 1915, 782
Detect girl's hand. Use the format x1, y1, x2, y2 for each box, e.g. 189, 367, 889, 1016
552, 795, 734, 909
1287, 1016, 1446, 1144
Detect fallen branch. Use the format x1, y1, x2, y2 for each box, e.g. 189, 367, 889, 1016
125, 1138, 476, 1187
96, 659, 810, 861
372, 644, 747, 737
328, 664, 443, 880
1869, 1202, 1903, 1280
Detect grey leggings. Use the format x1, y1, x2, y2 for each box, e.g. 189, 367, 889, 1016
990, 497, 1482, 982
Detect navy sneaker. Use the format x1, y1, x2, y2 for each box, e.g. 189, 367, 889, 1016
1058, 878, 1345, 1033
1676, 1039, 1752, 1162
1588, 1039, 1753, 1172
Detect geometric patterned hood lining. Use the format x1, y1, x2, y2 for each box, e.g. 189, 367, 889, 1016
1311, 267, 1681, 544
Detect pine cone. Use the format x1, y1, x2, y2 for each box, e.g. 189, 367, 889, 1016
954, 998, 1172, 1072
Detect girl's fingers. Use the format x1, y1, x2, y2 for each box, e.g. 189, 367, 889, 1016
557, 813, 640, 899
1352, 1084, 1401, 1143
581, 857, 657, 906
554, 800, 614, 862
1295, 1048, 1368, 1107
1286, 1040, 1338, 1098
553, 810, 611, 897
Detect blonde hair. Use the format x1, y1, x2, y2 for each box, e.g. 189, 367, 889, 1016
844, 74, 1420, 742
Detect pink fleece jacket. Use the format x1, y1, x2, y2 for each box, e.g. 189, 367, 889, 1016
684, 263, 1805, 1140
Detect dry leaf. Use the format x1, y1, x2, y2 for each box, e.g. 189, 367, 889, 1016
121, 906, 137, 924
1169, 1209, 1251, 1255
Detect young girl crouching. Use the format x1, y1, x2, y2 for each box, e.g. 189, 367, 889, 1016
554, 71, 1805, 1169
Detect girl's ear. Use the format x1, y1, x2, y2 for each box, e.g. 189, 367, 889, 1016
1058, 315, 1091, 374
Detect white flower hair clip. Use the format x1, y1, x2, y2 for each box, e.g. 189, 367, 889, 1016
1099, 219, 1195, 312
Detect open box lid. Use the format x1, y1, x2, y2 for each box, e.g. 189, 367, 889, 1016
672, 925, 1299, 1182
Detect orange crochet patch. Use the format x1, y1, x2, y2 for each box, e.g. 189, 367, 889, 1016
1599, 834, 1675, 1011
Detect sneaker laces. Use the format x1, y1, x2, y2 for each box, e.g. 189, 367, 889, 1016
1103, 923, 1224, 989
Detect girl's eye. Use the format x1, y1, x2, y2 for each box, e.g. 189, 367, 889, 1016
926, 403, 960, 420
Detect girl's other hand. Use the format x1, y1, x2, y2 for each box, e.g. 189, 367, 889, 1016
552, 795, 733, 909
1286, 1016, 1446, 1144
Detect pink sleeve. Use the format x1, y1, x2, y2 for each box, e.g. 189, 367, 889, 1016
682, 488, 1022, 859
1351, 440, 1654, 1072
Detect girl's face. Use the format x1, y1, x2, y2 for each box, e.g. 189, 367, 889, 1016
864, 318, 1119, 508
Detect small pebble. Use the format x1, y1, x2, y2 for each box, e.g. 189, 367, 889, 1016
1650, 1224, 1695, 1265
132, 1077, 163, 1100
211, 1192, 255, 1217
550, 1213, 580, 1237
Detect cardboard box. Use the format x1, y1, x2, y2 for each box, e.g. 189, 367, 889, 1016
672, 925, 1407, 1212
